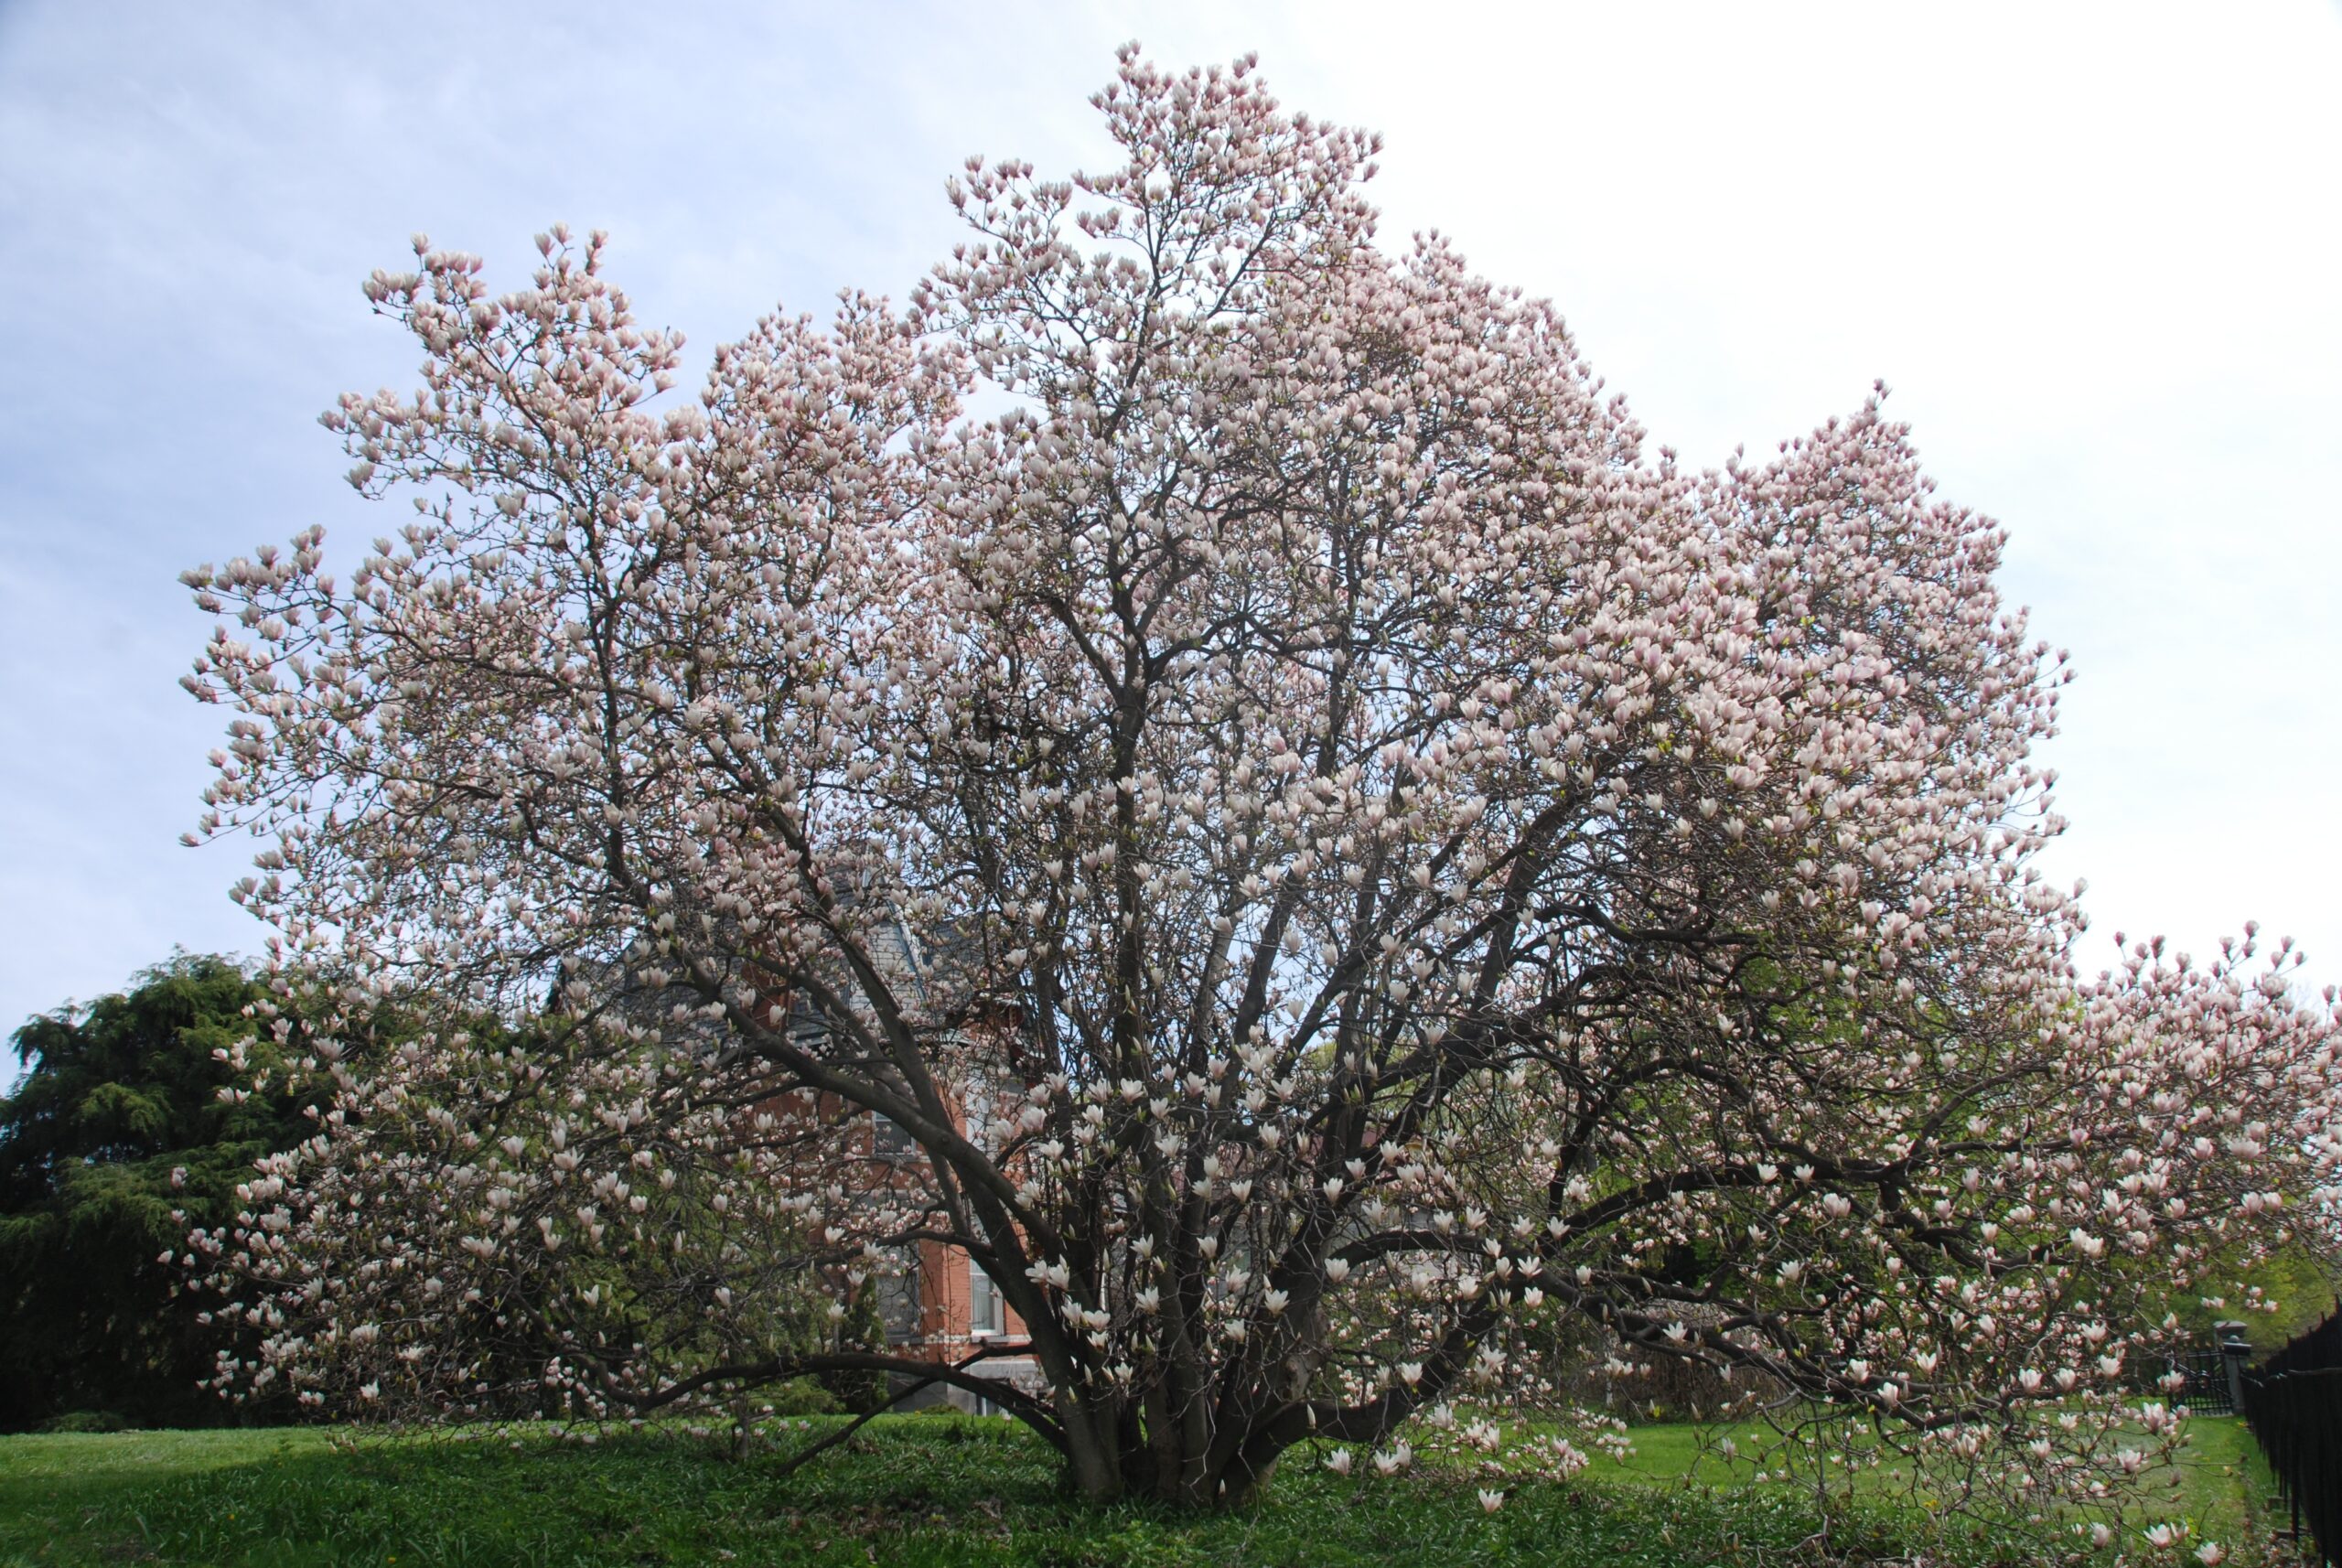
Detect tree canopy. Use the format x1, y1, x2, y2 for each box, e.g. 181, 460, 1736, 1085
0, 955, 307, 1429
179, 49, 2341, 1520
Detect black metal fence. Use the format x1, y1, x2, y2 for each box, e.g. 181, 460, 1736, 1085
2166, 1345, 2242, 1416
2239, 1309, 2342, 1568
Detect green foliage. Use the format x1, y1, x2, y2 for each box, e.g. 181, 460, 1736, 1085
0, 1418, 2275, 1567
0, 955, 312, 1431
38, 1411, 127, 1434
817, 1282, 891, 1414
2119, 1230, 2341, 1353
764, 1379, 843, 1418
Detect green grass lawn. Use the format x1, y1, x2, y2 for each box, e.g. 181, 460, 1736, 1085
1563, 1413, 2266, 1545
0, 1414, 2283, 1567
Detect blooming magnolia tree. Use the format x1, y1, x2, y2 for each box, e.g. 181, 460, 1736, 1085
183, 52, 2341, 1516
186, 996, 912, 1428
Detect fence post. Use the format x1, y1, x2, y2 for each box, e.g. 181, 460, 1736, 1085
2218, 1332, 2251, 1417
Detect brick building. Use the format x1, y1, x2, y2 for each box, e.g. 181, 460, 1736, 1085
790, 920, 1045, 1414
863, 1110, 1042, 1412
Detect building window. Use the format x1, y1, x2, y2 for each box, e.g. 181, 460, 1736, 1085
969, 1262, 1004, 1337
876, 1261, 922, 1343
872, 1113, 916, 1160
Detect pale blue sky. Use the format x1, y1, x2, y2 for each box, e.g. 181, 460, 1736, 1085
3, 1, 2337, 1082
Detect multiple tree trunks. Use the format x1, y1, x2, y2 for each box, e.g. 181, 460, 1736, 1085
175, 48, 2342, 1515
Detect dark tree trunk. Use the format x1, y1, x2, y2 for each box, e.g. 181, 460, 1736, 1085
1045, 1388, 1310, 1509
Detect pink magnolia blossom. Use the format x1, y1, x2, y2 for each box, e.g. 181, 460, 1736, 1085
181, 48, 2341, 1514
